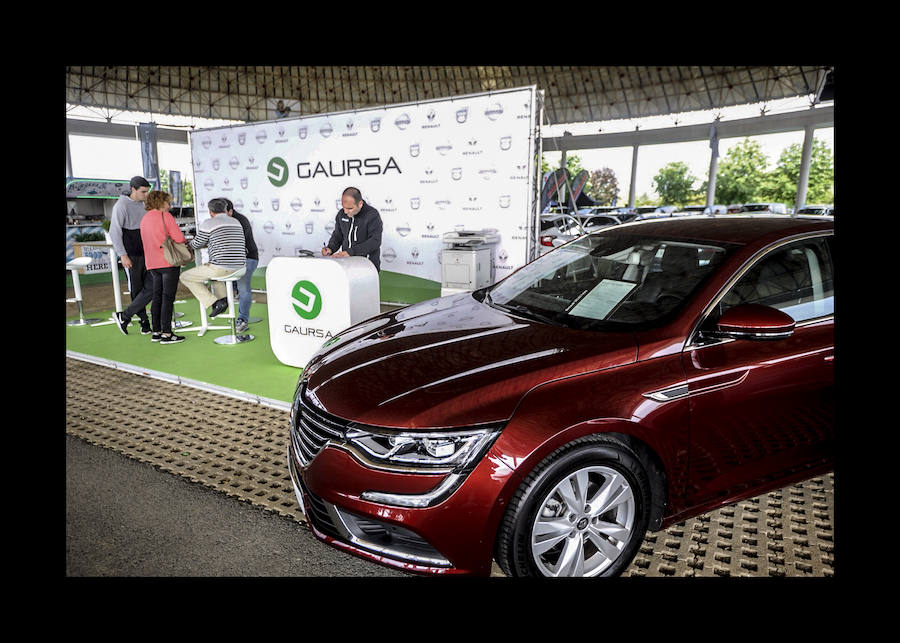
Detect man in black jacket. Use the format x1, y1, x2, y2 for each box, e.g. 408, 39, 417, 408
225, 198, 259, 333
322, 187, 383, 271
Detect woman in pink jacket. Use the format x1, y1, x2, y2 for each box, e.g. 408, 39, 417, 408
136, 191, 188, 344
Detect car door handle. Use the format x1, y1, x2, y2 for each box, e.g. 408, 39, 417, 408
824, 355, 834, 362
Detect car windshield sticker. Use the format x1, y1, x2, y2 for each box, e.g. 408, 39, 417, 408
569, 279, 637, 320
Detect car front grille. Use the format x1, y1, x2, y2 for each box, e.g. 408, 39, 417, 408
290, 386, 347, 466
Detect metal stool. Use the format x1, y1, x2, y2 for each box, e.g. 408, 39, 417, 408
172, 301, 192, 329
66, 257, 103, 326
211, 267, 254, 345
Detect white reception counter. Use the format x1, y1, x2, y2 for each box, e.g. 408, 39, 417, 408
265, 256, 380, 368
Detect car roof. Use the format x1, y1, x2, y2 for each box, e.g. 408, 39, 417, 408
601, 215, 833, 246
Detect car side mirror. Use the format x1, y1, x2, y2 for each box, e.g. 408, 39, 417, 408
711, 304, 795, 340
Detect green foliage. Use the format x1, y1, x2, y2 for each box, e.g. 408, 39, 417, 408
635, 192, 658, 206
714, 138, 770, 205
548, 134, 834, 210
74, 231, 106, 242
541, 154, 585, 180
158, 168, 195, 205
652, 161, 701, 206
761, 138, 834, 206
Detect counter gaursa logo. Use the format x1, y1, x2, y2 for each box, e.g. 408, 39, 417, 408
291, 280, 322, 320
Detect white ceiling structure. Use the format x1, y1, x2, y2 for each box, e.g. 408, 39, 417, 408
65, 65, 833, 210
65, 65, 833, 125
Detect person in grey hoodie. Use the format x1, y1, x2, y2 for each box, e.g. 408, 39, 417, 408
110, 176, 153, 334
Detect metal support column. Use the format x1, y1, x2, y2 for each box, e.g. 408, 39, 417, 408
66, 123, 74, 177
628, 141, 639, 208
794, 115, 816, 214
706, 120, 720, 208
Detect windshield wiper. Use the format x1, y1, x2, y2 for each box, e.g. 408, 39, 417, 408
496, 301, 562, 326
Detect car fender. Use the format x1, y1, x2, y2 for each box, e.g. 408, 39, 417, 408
484, 354, 691, 537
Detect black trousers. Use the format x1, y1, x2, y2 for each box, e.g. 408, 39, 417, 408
149, 266, 181, 334
123, 255, 152, 323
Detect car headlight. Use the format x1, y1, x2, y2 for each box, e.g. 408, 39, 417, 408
346, 425, 503, 508
344, 426, 502, 474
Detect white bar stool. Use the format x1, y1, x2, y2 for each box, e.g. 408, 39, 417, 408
172, 300, 192, 329
66, 257, 103, 326
179, 246, 232, 338
212, 266, 254, 345
89, 231, 128, 328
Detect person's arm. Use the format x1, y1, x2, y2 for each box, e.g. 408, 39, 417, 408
190, 226, 209, 249
164, 212, 187, 243
108, 202, 131, 268
324, 213, 343, 254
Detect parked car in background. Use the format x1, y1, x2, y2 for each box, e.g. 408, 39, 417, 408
676, 206, 707, 215
576, 213, 629, 232
739, 202, 788, 214
796, 205, 833, 216
537, 213, 584, 255
576, 206, 621, 216
703, 204, 728, 215
288, 215, 834, 577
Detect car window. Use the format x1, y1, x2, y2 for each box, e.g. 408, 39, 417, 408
484, 233, 736, 330
712, 236, 834, 324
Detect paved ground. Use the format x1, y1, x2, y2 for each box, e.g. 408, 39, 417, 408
66, 434, 406, 577
65, 357, 835, 578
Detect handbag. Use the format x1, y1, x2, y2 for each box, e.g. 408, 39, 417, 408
159, 211, 193, 267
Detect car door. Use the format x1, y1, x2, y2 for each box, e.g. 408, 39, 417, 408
681, 234, 834, 506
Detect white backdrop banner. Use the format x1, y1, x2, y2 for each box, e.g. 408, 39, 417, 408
188, 86, 540, 302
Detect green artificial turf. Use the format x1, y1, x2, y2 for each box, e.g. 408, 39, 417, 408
65, 299, 301, 404
65, 266, 434, 404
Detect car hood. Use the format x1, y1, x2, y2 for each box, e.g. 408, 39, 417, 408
302, 293, 637, 429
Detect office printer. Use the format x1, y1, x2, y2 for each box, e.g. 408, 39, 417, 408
441, 230, 500, 296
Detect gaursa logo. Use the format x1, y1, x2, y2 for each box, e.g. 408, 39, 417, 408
267, 157, 289, 187
297, 157, 401, 179
291, 280, 322, 320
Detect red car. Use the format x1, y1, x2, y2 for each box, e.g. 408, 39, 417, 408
288, 215, 834, 577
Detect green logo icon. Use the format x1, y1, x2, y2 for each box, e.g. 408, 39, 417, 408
267, 157, 289, 187
291, 280, 322, 319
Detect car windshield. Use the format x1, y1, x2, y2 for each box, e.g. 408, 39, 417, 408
481, 233, 736, 330
740, 204, 772, 212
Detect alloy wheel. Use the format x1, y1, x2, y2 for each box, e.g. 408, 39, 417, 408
529, 465, 636, 577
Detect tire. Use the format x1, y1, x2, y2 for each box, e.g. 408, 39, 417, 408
495, 435, 651, 577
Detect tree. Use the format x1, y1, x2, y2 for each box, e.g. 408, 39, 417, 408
652, 161, 700, 206
635, 192, 658, 207
586, 167, 620, 205
714, 138, 769, 205
541, 154, 585, 179
762, 138, 834, 206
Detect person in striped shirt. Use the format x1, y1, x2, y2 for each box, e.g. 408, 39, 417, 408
179, 197, 247, 318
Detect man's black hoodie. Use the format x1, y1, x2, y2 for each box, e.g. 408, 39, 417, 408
326, 202, 384, 271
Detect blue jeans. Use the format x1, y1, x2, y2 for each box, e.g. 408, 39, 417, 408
234, 257, 258, 322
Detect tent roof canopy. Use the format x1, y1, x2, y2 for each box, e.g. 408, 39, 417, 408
65, 66, 833, 126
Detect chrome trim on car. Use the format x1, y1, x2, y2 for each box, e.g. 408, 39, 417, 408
326, 496, 452, 567
642, 384, 689, 402
361, 473, 464, 508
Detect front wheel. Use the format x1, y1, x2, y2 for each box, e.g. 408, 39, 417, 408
496, 436, 651, 577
